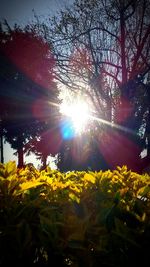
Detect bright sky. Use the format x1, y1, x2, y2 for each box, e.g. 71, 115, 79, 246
0, 0, 72, 26
0, 0, 73, 168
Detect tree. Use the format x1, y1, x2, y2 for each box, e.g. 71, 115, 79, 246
0, 24, 58, 167
25, 123, 62, 169
31, 0, 150, 172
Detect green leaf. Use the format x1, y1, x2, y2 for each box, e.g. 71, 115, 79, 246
138, 185, 150, 198
114, 191, 121, 204
5, 161, 17, 176
20, 181, 43, 192
73, 201, 85, 218
68, 240, 85, 249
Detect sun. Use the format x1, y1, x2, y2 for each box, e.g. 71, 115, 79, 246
60, 97, 90, 134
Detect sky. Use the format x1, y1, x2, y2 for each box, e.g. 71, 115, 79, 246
0, 0, 72, 26
0, 0, 73, 168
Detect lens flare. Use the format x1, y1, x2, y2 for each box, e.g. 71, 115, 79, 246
60, 99, 90, 134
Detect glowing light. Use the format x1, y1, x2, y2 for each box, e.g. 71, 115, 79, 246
59, 91, 135, 139
60, 99, 90, 134
61, 120, 75, 139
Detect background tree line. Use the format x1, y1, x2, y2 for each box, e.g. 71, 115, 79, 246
0, 0, 150, 172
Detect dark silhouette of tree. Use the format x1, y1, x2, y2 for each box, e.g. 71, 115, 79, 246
57, 133, 109, 172
0, 24, 58, 167
29, 0, 150, 172
2, 0, 149, 172
25, 124, 62, 169
0, 119, 4, 163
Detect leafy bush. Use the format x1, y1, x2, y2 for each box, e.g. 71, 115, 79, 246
0, 161, 150, 266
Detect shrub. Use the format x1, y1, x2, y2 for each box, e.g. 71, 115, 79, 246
0, 161, 150, 266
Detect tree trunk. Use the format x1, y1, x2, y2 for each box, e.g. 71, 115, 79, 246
18, 147, 24, 168
0, 119, 4, 163
0, 132, 4, 163
146, 109, 150, 156
17, 134, 24, 168
42, 155, 47, 170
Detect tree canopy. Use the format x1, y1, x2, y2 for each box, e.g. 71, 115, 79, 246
0, 25, 59, 167
31, 0, 150, 172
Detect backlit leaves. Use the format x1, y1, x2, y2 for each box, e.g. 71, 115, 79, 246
0, 162, 150, 266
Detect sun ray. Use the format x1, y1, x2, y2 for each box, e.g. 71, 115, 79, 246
60, 98, 90, 134
89, 115, 136, 135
